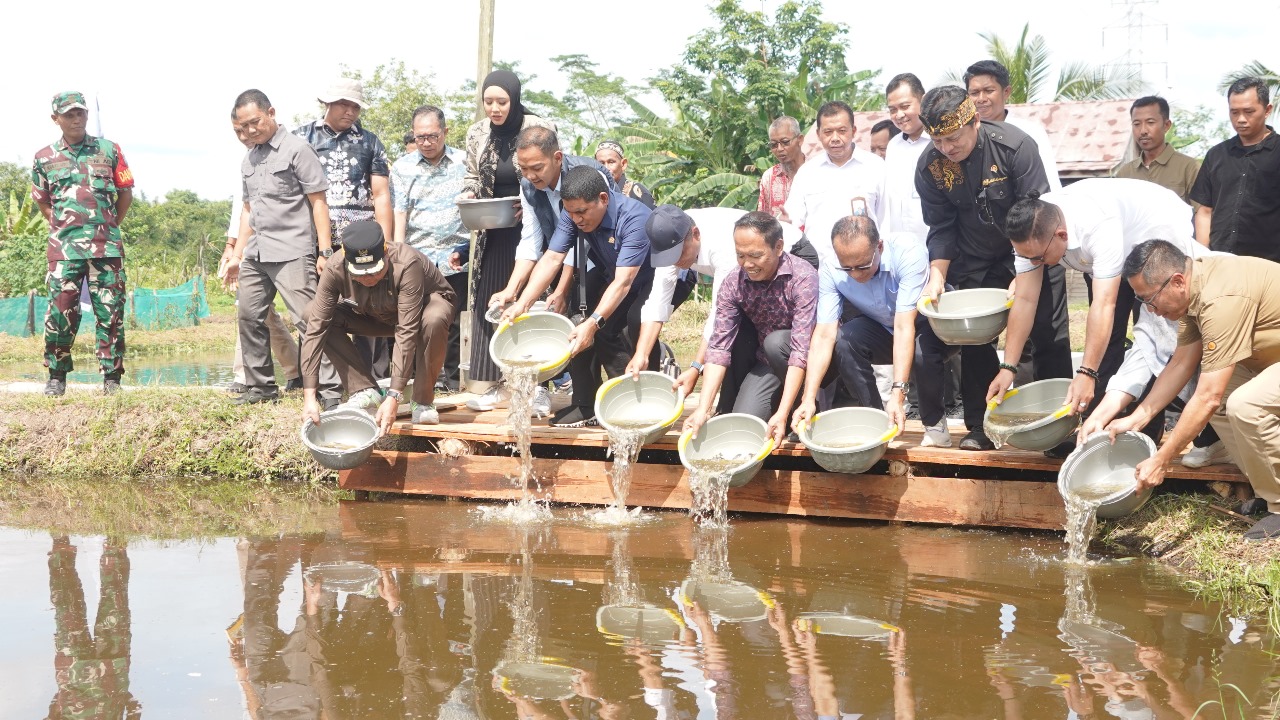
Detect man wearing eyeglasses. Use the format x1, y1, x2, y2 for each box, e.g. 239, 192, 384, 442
992, 180, 1203, 433
759, 116, 805, 221
390, 104, 469, 392
914, 85, 1070, 451
791, 216, 954, 446
1105, 240, 1280, 541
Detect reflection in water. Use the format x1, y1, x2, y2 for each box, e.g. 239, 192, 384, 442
46, 535, 141, 719
5, 352, 238, 388
10, 501, 1280, 718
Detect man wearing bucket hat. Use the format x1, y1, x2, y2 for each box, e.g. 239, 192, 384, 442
914, 85, 1071, 451
31, 91, 135, 397
297, 78, 394, 384
300, 221, 455, 432
993, 179, 1218, 458
1106, 239, 1280, 541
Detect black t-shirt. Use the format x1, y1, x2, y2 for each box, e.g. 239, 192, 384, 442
1189, 127, 1280, 261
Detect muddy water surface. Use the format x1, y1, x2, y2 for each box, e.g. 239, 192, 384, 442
2, 500, 1276, 718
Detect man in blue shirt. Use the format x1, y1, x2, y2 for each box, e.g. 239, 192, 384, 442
791, 216, 955, 446
501, 166, 657, 427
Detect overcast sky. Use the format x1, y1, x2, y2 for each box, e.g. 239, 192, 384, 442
2, 0, 1272, 202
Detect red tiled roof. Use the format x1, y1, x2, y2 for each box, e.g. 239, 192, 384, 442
800, 99, 1135, 177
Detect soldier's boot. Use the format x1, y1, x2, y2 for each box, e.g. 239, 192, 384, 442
44, 372, 67, 397
103, 371, 122, 396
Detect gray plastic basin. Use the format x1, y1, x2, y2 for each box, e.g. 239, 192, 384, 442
595, 371, 685, 444
679, 578, 773, 623
679, 413, 773, 488
303, 561, 380, 596
1058, 431, 1155, 519
919, 287, 1012, 345
983, 378, 1078, 451
799, 406, 897, 474
300, 408, 379, 470
457, 197, 519, 231
595, 604, 686, 644
489, 312, 575, 383
492, 660, 579, 700
796, 612, 900, 639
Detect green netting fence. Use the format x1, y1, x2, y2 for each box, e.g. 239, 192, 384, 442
0, 276, 211, 337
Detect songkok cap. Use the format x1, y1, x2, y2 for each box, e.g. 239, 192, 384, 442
318, 78, 369, 109
343, 221, 386, 276
645, 205, 695, 268
52, 91, 88, 115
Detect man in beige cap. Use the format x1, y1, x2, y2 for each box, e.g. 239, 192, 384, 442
296, 77, 395, 384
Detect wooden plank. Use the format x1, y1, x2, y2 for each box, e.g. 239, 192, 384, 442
389, 405, 1246, 484
341, 451, 1067, 530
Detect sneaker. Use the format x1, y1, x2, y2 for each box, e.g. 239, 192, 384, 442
1181, 440, 1229, 468
233, 387, 280, 405
921, 422, 951, 448
532, 386, 552, 418
344, 387, 383, 410
467, 385, 511, 412
44, 376, 67, 397
550, 405, 597, 428
226, 382, 248, 395
103, 375, 122, 395
959, 429, 994, 451
284, 377, 304, 392
412, 403, 440, 425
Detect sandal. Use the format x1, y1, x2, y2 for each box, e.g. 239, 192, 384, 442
1242, 513, 1280, 542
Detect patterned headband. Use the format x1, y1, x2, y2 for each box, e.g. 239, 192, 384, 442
596, 140, 625, 157
924, 96, 978, 137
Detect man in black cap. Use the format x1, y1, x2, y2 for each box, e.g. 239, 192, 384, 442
300, 220, 455, 432
914, 85, 1072, 451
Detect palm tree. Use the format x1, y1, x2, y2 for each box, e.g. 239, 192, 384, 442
1218, 61, 1280, 104
958, 23, 1143, 103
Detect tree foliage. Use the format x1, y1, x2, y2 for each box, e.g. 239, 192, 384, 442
1219, 61, 1280, 117
338, 61, 469, 160
964, 23, 1143, 103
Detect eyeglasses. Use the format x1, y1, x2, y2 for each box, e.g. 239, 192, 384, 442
838, 248, 880, 273
1015, 238, 1053, 265
768, 136, 796, 150
414, 132, 443, 144
1136, 274, 1174, 309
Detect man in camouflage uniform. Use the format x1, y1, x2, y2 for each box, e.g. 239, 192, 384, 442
31, 91, 135, 396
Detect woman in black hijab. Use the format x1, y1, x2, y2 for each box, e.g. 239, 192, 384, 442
460, 70, 556, 403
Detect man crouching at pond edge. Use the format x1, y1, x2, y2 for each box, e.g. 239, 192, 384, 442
300, 221, 455, 432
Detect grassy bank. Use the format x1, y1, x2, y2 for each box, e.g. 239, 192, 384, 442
1101, 494, 1280, 624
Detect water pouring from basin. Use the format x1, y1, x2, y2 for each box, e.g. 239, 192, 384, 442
678, 414, 774, 527
592, 372, 686, 524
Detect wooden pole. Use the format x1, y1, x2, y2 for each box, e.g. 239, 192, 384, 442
475, 0, 495, 122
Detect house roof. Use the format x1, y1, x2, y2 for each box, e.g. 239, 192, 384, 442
800, 99, 1136, 177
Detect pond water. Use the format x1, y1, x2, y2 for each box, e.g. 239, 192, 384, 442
2, 500, 1275, 719
2, 351, 243, 387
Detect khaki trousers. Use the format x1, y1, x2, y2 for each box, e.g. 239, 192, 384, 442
232, 305, 299, 384
320, 294, 453, 407
1209, 363, 1280, 512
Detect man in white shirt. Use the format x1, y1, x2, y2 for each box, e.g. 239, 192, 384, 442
990, 179, 1207, 429
784, 100, 886, 264
791, 216, 954, 446
964, 60, 1062, 191
645, 205, 817, 412
882, 72, 932, 242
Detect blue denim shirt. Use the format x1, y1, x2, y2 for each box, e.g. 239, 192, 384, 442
390, 146, 468, 276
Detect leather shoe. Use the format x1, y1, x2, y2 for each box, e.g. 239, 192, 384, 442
233, 387, 280, 405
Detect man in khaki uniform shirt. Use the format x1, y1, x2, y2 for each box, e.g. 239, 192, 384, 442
1113, 96, 1202, 210
1107, 240, 1280, 540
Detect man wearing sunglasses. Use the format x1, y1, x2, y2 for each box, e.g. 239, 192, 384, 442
993, 179, 1210, 455
791, 216, 955, 446
914, 85, 1070, 451
1104, 240, 1280, 541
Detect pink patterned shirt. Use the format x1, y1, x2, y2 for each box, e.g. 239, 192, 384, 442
757, 163, 793, 219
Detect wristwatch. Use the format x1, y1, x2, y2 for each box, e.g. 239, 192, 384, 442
589, 312, 605, 327
690, 361, 704, 375
319, 247, 335, 258
890, 381, 911, 394
389, 602, 405, 617
385, 389, 403, 401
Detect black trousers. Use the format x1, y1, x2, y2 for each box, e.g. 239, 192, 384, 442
441, 271, 469, 387
950, 260, 1072, 430
834, 314, 956, 427
567, 267, 659, 409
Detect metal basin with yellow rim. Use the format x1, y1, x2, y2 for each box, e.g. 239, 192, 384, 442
595, 371, 685, 444
491, 659, 579, 700
798, 407, 898, 475
489, 311, 575, 383
679, 578, 775, 623
918, 288, 1013, 345
983, 378, 1077, 451
678, 413, 775, 488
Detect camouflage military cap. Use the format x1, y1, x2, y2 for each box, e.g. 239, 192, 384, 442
52, 91, 88, 115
